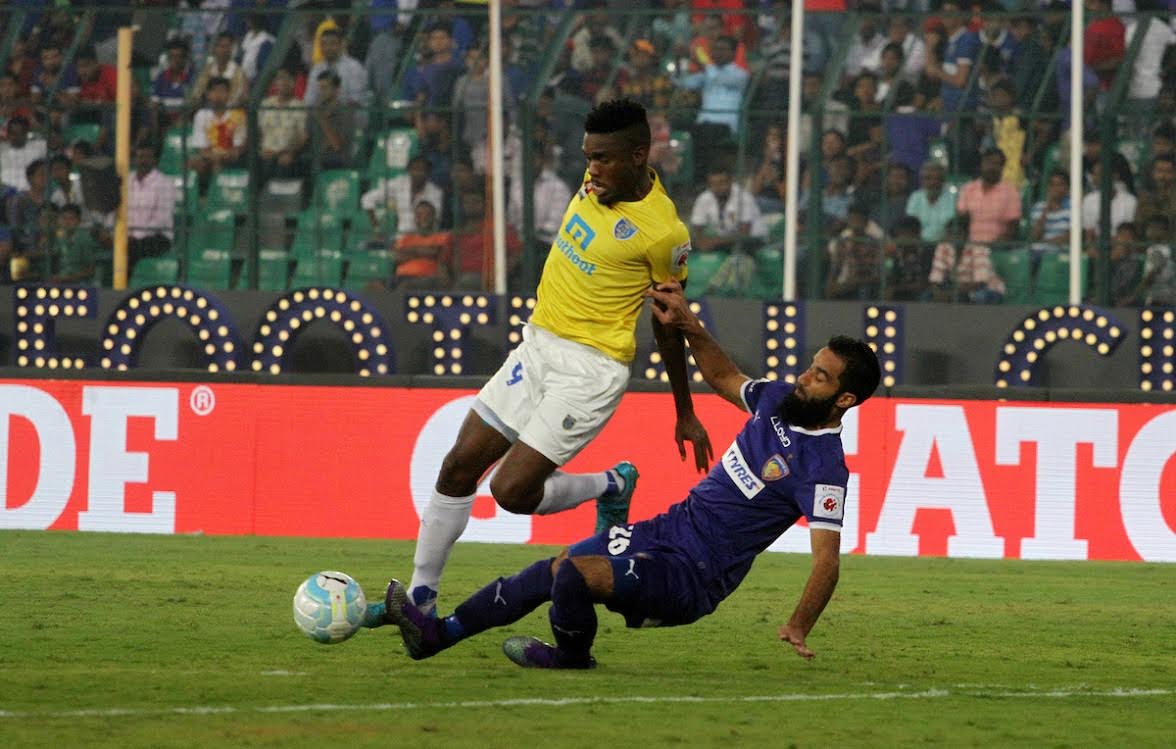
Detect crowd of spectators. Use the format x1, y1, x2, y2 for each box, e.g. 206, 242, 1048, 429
0, 1, 1173, 304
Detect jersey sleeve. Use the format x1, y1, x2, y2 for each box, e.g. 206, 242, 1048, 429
740, 378, 794, 414
649, 219, 691, 284
798, 478, 848, 533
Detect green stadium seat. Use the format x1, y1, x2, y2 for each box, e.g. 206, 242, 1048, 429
191, 209, 236, 255
1033, 252, 1088, 306
207, 169, 250, 213
751, 246, 784, 300
367, 128, 418, 181
129, 256, 180, 287
343, 252, 393, 290
257, 249, 291, 291
159, 126, 191, 175
187, 248, 233, 290
63, 122, 101, 147
685, 250, 727, 297
312, 169, 361, 214
292, 251, 345, 287
291, 211, 345, 257
991, 247, 1032, 304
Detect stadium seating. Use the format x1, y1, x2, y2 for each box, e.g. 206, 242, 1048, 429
343, 252, 393, 290
158, 126, 191, 176
312, 170, 361, 215
1033, 253, 1089, 306
685, 250, 727, 296
207, 169, 251, 214
257, 249, 292, 291
192, 209, 237, 256
992, 247, 1033, 305
187, 248, 233, 290
292, 251, 345, 287
129, 256, 180, 287
291, 212, 345, 257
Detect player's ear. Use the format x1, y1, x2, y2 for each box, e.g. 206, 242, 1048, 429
835, 391, 857, 411
632, 143, 649, 167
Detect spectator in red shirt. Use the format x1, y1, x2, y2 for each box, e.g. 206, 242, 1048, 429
1084, 0, 1124, 91
71, 47, 118, 125
452, 189, 522, 290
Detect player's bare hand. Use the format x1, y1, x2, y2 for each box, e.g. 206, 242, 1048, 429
645, 283, 692, 328
675, 412, 713, 472
778, 625, 815, 659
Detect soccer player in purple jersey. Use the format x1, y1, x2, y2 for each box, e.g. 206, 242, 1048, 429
376, 282, 879, 667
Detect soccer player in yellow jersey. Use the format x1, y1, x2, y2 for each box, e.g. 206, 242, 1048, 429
404, 99, 713, 616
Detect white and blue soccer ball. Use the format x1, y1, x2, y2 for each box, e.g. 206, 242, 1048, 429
293, 571, 366, 644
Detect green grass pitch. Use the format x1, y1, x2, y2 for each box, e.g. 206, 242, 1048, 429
2, 531, 1174, 748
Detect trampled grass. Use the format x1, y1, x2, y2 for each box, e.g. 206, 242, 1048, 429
2, 531, 1174, 748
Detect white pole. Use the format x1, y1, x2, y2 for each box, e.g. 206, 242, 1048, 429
782, 5, 804, 301
1069, 0, 1084, 305
488, 0, 507, 294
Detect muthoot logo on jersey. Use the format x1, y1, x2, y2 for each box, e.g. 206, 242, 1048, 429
722, 441, 764, 499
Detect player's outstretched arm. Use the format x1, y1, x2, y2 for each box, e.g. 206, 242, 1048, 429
647, 281, 749, 411
778, 528, 840, 660
651, 290, 714, 472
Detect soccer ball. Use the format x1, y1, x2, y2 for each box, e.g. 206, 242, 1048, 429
292, 571, 367, 644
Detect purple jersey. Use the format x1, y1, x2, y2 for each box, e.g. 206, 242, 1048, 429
640, 378, 849, 604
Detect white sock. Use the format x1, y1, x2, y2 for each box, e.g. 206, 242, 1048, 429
534, 470, 611, 515
409, 490, 475, 595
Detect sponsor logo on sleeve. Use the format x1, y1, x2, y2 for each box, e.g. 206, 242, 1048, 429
722, 441, 765, 499
672, 240, 691, 269
613, 217, 638, 240
761, 454, 790, 481
813, 484, 846, 520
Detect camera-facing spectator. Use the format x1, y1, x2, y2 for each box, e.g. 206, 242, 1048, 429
48, 203, 97, 284
259, 67, 307, 180
127, 143, 177, 273
188, 76, 247, 181
956, 148, 1021, 246
307, 70, 354, 170
305, 27, 367, 107
153, 38, 195, 123
189, 32, 248, 109
0, 116, 47, 191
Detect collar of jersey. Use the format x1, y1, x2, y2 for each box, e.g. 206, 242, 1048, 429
789, 423, 843, 436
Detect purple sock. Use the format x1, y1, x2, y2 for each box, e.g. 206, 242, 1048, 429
549, 560, 597, 666
449, 558, 555, 642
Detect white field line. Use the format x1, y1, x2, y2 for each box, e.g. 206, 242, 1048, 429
0, 687, 1171, 720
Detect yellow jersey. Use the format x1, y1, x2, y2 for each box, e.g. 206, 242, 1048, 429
530, 170, 691, 363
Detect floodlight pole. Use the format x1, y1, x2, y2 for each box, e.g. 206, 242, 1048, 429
489, 0, 507, 294
782, 5, 804, 302
1069, 1, 1084, 305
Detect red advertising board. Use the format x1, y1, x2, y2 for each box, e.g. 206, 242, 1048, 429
1, 379, 1173, 561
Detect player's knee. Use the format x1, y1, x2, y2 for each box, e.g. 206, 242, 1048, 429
554, 556, 612, 601
489, 472, 543, 514
435, 448, 482, 496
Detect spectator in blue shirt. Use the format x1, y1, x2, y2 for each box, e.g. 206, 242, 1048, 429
152, 39, 194, 126
1029, 170, 1072, 267
402, 24, 466, 107
676, 34, 748, 176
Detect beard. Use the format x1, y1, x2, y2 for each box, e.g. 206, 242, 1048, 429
781, 388, 839, 430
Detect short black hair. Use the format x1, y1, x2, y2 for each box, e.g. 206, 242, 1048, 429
8, 114, 29, 131
320, 27, 342, 40
49, 154, 71, 169
1049, 168, 1070, 183
207, 76, 230, 90
584, 98, 651, 148
316, 70, 341, 87
76, 45, 98, 63
847, 199, 871, 217
165, 38, 190, 54
827, 335, 881, 407
1154, 154, 1176, 168
61, 203, 82, 218
981, 147, 1006, 164
1153, 122, 1176, 142
1115, 221, 1138, 238
882, 42, 905, 60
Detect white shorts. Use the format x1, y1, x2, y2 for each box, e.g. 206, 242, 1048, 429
474, 324, 630, 465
